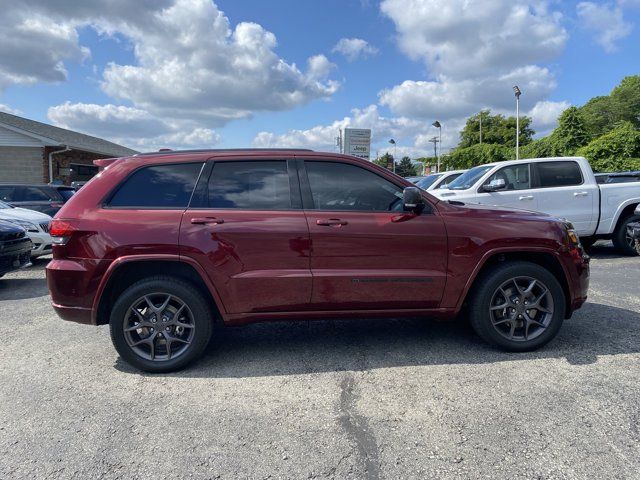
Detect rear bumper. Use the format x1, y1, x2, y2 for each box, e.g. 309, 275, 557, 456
46, 258, 110, 325
51, 303, 93, 324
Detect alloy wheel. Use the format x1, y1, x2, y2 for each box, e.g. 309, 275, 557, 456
489, 276, 554, 342
123, 293, 196, 361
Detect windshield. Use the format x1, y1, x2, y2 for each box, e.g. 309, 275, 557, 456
0, 200, 13, 209
446, 165, 493, 190
415, 174, 442, 189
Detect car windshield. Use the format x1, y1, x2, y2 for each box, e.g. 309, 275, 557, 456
446, 165, 493, 190
0, 200, 13, 209
415, 174, 442, 189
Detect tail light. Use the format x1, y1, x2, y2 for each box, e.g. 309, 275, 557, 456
49, 219, 76, 245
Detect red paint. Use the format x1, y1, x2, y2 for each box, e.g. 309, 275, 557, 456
46, 150, 589, 327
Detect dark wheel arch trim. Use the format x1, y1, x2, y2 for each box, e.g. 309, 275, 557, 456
93, 254, 227, 325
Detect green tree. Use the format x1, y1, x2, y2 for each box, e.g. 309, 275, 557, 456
395, 156, 417, 177
443, 143, 511, 170
581, 75, 640, 135
459, 110, 534, 148
373, 153, 394, 170
520, 107, 590, 158
576, 121, 640, 172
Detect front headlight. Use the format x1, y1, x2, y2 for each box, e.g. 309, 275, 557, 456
563, 221, 580, 246
5, 219, 38, 232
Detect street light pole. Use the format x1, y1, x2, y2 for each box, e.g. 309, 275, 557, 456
388, 139, 396, 173
513, 86, 521, 160
432, 121, 441, 172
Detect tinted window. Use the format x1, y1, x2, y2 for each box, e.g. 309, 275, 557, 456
109, 163, 203, 208
438, 172, 463, 188
20, 187, 51, 201
58, 189, 75, 200
207, 161, 291, 210
415, 174, 442, 189
305, 162, 403, 211
0, 187, 15, 202
484, 164, 530, 191
447, 165, 493, 190
536, 161, 582, 188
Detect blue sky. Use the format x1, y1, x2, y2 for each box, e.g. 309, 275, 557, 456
0, 0, 638, 157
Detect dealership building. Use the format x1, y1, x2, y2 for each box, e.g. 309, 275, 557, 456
0, 111, 137, 184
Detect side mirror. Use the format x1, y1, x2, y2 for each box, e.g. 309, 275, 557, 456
483, 178, 506, 192
403, 186, 424, 212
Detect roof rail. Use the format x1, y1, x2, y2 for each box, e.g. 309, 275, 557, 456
134, 148, 315, 157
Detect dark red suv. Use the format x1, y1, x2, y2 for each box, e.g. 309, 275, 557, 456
46, 149, 589, 372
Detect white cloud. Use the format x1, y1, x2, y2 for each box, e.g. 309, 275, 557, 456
380, 0, 567, 78
1, 0, 340, 124
254, 104, 423, 150
379, 66, 556, 119
0, 104, 23, 115
48, 102, 220, 151
528, 100, 570, 135
577, 2, 633, 52
0, 10, 89, 90
332, 38, 379, 61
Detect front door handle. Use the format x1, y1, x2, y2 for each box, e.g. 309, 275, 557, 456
519, 195, 534, 200
316, 218, 348, 227
191, 217, 224, 225
574, 191, 589, 197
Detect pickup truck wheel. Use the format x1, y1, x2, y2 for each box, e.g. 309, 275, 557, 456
468, 262, 565, 352
612, 214, 640, 256
109, 276, 213, 373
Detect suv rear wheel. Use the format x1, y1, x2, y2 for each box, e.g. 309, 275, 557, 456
612, 214, 640, 256
468, 261, 566, 351
109, 276, 213, 372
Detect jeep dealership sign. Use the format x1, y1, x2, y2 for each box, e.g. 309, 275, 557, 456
343, 128, 371, 160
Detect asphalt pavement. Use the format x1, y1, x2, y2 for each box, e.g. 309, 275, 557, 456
1, 244, 639, 479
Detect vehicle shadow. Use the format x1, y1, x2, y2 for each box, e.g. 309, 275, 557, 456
0, 278, 49, 301
114, 301, 640, 377
587, 241, 626, 259
0, 257, 50, 301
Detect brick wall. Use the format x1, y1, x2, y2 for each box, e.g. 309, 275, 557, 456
0, 146, 44, 183
42, 147, 112, 184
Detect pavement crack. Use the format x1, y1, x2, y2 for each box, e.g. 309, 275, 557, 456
338, 374, 381, 480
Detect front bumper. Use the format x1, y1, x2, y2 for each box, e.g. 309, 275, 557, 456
0, 238, 33, 275
27, 231, 53, 258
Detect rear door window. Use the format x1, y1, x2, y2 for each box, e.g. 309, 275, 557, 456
108, 163, 203, 208
206, 161, 292, 210
535, 161, 583, 188
18, 187, 51, 201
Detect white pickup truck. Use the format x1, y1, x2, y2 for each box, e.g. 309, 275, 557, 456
432, 156, 640, 255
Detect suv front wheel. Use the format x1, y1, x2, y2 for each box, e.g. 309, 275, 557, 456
468, 261, 566, 351
109, 276, 213, 372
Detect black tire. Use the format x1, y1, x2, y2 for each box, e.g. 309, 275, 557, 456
612, 214, 640, 256
579, 236, 596, 250
468, 261, 566, 352
109, 276, 213, 372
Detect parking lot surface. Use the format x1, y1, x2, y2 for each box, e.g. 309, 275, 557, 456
1, 244, 639, 479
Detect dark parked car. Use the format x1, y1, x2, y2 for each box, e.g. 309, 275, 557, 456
51, 185, 76, 202
0, 220, 32, 277
47, 149, 589, 372
0, 184, 66, 216
605, 171, 640, 184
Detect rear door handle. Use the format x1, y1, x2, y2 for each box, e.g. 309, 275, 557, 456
574, 191, 589, 197
191, 217, 224, 225
519, 195, 534, 200
316, 218, 348, 227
